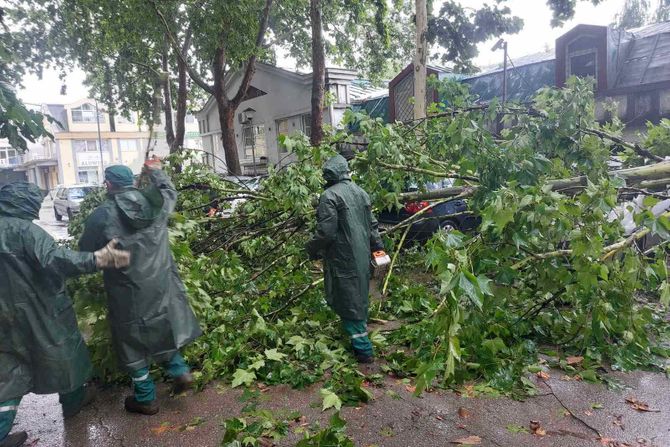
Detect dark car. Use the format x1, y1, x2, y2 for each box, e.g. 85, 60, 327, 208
376, 180, 480, 242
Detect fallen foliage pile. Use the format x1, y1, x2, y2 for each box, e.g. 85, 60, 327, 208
68, 77, 670, 406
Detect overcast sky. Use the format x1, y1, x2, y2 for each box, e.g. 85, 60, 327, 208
18, 0, 634, 105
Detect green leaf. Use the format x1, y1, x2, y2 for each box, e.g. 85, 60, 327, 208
660, 281, 670, 308
320, 388, 342, 411
476, 275, 494, 296
264, 348, 287, 361
506, 424, 529, 434
493, 207, 515, 232
459, 272, 483, 309
231, 369, 256, 388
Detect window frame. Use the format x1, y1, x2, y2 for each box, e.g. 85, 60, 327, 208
242, 124, 267, 159
71, 103, 104, 123
567, 48, 597, 80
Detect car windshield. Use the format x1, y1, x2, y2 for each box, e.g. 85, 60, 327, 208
68, 187, 94, 199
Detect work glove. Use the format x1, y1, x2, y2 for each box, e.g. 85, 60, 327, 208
94, 239, 131, 269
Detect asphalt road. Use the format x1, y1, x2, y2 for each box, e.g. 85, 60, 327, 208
37, 196, 71, 240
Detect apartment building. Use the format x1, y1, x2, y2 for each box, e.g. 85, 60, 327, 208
34, 98, 201, 187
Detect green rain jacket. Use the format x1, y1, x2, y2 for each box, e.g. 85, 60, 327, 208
78, 169, 202, 372
0, 182, 97, 402
306, 155, 383, 321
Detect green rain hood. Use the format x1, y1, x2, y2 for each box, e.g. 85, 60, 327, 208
0, 182, 98, 401
306, 155, 384, 321
79, 169, 202, 371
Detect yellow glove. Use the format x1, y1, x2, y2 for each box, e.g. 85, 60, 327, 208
94, 239, 131, 269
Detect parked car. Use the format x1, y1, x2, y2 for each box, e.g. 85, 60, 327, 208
377, 180, 480, 242
210, 175, 266, 218
53, 184, 98, 221
608, 193, 670, 252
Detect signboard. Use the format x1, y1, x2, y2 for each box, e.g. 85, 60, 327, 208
77, 152, 110, 167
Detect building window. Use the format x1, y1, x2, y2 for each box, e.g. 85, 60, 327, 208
301, 113, 312, 137
71, 103, 103, 123
242, 125, 267, 159
568, 50, 596, 79
337, 84, 348, 104
73, 139, 110, 152
74, 140, 111, 168
276, 118, 290, 152
0, 147, 18, 166
77, 169, 100, 184
118, 139, 139, 152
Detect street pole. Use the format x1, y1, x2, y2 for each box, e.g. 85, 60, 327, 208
94, 99, 104, 184
502, 41, 508, 104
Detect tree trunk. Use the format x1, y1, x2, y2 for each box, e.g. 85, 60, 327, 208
310, 0, 325, 146
413, 0, 427, 120
161, 46, 176, 150
173, 56, 187, 152
213, 46, 242, 175
398, 161, 670, 202
219, 106, 240, 175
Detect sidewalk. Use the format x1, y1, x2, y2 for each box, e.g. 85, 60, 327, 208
12, 368, 669, 446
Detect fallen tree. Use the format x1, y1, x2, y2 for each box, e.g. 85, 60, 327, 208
67, 77, 670, 401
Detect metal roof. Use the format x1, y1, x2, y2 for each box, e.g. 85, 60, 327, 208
613, 22, 670, 89
472, 50, 555, 77
349, 80, 389, 102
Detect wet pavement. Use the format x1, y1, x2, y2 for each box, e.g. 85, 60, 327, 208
37, 196, 71, 241
10, 368, 670, 446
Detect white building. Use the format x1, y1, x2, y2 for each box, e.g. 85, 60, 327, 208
196, 63, 383, 174
31, 98, 201, 186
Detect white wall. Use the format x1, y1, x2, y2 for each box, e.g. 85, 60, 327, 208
197, 66, 328, 171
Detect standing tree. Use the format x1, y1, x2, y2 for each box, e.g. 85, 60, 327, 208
272, 0, 406, 145
427, 1, 523, 73
1, 0, 194, 154
655, 0, 670, 21
152, 0, 274, 175
309, 0, 325, 146
612, 0, 650, 29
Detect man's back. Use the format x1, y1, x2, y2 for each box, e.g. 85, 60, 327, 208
78, 167, 201, 371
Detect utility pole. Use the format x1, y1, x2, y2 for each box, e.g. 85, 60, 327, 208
94, 99, 104, 184
414, 0, 427, 120
502, 40, 508, 104
492, 38, 508, 104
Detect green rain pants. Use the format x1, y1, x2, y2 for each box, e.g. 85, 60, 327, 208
0, 386, 86, 441
342, 319, 373, 358
130, 352, 190, 403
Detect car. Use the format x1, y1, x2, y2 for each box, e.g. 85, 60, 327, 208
53, 184, 98, 221
608, 193, 670, 252
377, 180, 480, 242
209, 175, 266, 218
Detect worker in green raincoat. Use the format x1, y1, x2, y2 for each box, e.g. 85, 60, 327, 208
306, 154, 384, 363
0, 182, 130, 447
78, 160, 202, 416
